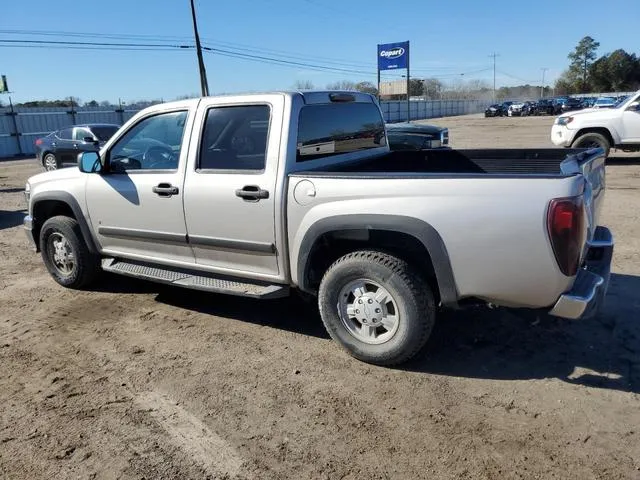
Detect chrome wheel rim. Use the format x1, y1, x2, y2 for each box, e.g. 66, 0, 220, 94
337, 279, 400, 345
44, 154, 57, 171
48, 232, 75, 275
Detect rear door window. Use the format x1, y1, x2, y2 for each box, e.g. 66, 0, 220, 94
198, 105, 270, 171
296, 102, 386, 162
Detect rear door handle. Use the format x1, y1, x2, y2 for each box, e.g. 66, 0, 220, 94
235, 185, 269, 201
152, 183, 179, 197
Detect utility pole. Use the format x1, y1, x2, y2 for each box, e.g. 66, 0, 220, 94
540, 68, 548, 98
489, 53, 499, 101
189, 0, 209, 97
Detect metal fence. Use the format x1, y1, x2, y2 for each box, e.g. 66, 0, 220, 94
0, 99, 490, 158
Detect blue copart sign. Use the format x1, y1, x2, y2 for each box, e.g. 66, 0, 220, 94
377, 42, 409, 71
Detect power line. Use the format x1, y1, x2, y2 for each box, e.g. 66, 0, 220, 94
0, 35, 497, 82
0, 28, 491, 76
496, 70, 538, 84
0, 38, 191, 49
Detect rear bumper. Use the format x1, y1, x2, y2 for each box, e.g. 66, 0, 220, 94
549, 226, 613, 319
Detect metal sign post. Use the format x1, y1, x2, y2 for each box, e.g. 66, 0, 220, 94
377, 41, 410, 121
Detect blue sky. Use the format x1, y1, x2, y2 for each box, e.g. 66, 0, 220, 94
2, 0, 639, 104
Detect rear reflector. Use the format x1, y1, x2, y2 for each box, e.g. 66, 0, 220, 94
35, 138, 43, 146
547, 197, 585, 276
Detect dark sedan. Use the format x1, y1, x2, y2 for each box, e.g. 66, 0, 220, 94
385, 122, 449, 151
35, 123, 120, 171
484, 104, 502, 117
533, 99, 555, 115
561, 97, 585, 113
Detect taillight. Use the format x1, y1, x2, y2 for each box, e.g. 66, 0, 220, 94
35, 138, 43, 146
547, 197, 585, 276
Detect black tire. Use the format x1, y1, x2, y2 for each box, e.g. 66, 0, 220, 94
39, 215, 100, 289
318, 250, 436, 366
571, 132, 611, 157
43, 152, 59, 171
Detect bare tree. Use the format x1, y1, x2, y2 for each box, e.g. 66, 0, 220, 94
326, 80, 357, 91
293, 80, 315, 90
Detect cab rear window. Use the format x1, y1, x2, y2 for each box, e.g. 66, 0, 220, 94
296, 103, 386, 162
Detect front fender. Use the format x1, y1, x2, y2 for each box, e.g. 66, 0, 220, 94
30, 191, 100, 254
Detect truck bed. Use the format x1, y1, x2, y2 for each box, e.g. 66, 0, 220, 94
297, 148, 592, 177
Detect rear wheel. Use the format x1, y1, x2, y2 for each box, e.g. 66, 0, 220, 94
43, 153, 59, 171
39, 216, 100, 289
572, 132, 611, 157
318, 250, 436, 366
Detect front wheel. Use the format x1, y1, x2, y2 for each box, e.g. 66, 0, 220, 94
571, 132, 611, 157
39, 216, 100, 289
318, 250, 436, 366
43, 153, 59, 171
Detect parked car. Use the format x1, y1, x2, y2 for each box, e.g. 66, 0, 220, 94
500, 101, 514, 116
552, 89, 640, 156
23, 91, 613, 366
592, 97, 618, 109
552, 97, 568, 115
508, 101, 533, 117
34, 123, 120, 171
484, 104, 502, 117
533, 99, 555, 115
579, 97, 596, 108
561, 97, 584, 113
385, 122, 449, 150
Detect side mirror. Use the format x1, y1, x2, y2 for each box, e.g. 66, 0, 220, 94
78, 151, 102, 173
627, 101, 640, 112
83, 136, 99, 145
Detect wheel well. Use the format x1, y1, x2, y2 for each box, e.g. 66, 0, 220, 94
32, 200, 76, 249
304, 229, 440, 303
573, 127, 614, 147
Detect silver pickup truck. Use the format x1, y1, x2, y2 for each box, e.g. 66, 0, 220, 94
23, 91, 614, 366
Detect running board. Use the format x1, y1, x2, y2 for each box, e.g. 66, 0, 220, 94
101, 258, 289, 299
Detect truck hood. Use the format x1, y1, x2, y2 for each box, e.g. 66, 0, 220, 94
559, 107, 619, 122
27, 166, 82, 188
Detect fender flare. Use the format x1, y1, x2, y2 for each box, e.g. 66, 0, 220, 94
295, 214, 458, 306
31, 191, 100, 254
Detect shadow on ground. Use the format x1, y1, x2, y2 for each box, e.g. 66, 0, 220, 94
404, 273, 640, 393
607, 153, 640, 166
91, 272, 639, 392
0, 209, 26, 230
91, 273, 329, 340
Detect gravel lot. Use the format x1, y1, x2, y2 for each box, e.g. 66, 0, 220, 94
1, 113, 639, 480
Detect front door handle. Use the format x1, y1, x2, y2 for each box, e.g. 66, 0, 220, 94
235, 185, 269, 201
152, 183, 179, 197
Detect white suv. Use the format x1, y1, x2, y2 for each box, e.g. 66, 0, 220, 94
551, 91, 640, 155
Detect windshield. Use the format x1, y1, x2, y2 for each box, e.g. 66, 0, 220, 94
91, 126, 120, 141
613, 96, 633, 108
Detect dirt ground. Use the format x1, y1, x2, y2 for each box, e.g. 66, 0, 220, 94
1, 114, 639, 480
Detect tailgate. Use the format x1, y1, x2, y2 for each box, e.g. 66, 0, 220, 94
560, 147, 606, 243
